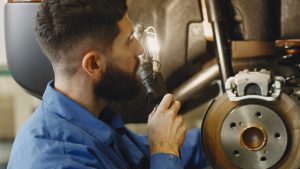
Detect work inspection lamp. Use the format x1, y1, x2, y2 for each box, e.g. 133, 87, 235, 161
135, 25, 167, 104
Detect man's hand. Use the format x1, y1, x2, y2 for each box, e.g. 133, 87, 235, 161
147, 94, 187, 157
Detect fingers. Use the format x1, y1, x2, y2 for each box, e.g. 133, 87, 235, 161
148, 105, 157, 118
157, 94, 174, 112
172, 115, 186, 145
155, 94, 181, 115
174, 115, 184, 130
178, 123, 187, 144
147, 94, 186, 155
169, 101, 181, 115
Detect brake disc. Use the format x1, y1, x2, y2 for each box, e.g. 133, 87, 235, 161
201, 70, 300, 169
202, 92, 300, 169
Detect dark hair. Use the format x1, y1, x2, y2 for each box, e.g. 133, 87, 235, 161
35, 0, 128, 75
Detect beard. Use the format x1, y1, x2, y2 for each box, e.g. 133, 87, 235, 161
93, 61, 141, 101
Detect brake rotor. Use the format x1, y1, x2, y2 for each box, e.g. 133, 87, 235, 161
201, 93, 300, 169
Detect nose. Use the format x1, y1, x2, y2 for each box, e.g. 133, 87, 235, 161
135, 37, 145, 56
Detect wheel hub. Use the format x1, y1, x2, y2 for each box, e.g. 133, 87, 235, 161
221, 105, 288, 169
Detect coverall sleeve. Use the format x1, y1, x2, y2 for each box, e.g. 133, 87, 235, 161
179, 128, 208, 169
133, 128, 208, 169
8, 139, 101, 169
150, 153, 183, 169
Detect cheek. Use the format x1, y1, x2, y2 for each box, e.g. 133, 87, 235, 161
125, 57, 137, 73
111, 44, 137, 73
110, 55, 132, 74
120, 52, 137, 71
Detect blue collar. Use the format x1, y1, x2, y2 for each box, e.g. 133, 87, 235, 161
42, 80, 125, 147
99, 107, 126, 134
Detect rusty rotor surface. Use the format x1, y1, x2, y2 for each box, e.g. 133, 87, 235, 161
201, 93, 300, 169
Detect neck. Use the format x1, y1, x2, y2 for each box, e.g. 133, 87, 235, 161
54, 75, 106, 117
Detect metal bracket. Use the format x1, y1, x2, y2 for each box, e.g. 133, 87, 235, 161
225, 69, 285, 101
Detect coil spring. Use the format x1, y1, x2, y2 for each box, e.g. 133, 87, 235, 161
276, 40, 300, 87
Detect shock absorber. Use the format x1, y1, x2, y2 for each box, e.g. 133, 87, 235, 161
276, 40, 300, 100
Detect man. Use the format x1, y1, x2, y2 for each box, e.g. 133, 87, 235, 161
8, 0, 207, 168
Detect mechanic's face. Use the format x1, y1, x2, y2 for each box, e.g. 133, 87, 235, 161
93, 14, 144, 101
110, 14, 144, 75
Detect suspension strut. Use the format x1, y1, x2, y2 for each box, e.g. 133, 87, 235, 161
276, 40, 300, 87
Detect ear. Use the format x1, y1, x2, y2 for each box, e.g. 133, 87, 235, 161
81, 51, 105, 81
